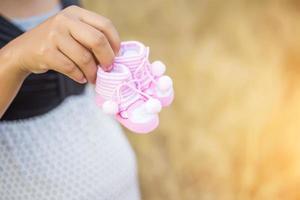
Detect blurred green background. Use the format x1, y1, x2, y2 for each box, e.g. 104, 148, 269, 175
83, 0, 300, 199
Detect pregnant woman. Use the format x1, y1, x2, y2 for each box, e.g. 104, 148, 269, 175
0, 0, 140, 199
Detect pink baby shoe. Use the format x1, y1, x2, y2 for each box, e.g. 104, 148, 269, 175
95, 63, 162, 134
114, 41, 174, 107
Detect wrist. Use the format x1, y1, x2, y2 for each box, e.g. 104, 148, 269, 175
0, 45, 30, 80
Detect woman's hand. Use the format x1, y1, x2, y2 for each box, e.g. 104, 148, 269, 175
3, 5, 120, 84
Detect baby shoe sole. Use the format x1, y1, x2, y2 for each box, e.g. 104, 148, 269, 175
95, 95, 159, 134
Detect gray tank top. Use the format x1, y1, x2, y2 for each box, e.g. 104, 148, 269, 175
11, 4, 61, 31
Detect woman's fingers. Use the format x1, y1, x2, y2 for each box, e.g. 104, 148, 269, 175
67, 19, 115, 70
47, 50, 86, 84
65, 6, 120, 54
57, 35, 97, 83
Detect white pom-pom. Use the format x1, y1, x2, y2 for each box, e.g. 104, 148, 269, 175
157, 76, 173, 92
151, 61, 166, 77
102, 100, 119, 115
145, 98, 162, 114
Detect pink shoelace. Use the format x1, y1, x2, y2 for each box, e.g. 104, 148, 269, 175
130, 47, 158, 91
96, 65, 156, 112
113, 79, 153, 107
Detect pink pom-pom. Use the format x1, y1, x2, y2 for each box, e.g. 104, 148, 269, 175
157, 76, 173, 92
102, 100, 119, 115
145, 98, 162, 114
151, 61, 166, 77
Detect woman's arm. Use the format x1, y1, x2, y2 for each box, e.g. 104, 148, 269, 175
0, 46, 28, 118
0, 5, 120, 119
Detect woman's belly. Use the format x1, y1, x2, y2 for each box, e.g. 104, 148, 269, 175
0, 87, 140, 200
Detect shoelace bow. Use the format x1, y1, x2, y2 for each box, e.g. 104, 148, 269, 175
103, 47, 161, 111
112, 78, 152, 108
108, 47, 158, 109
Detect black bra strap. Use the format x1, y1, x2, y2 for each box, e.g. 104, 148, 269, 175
61, 0, 81, 8
0, 15, 23, 47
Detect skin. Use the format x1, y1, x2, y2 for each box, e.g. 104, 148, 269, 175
0, 0, 121, 118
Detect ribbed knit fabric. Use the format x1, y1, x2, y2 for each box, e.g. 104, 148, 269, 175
95, 64, 140, 111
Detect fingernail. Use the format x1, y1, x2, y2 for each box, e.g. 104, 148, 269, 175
105, 65, 113, 72
79, 78, 87, 84
114, 49, 120, 56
